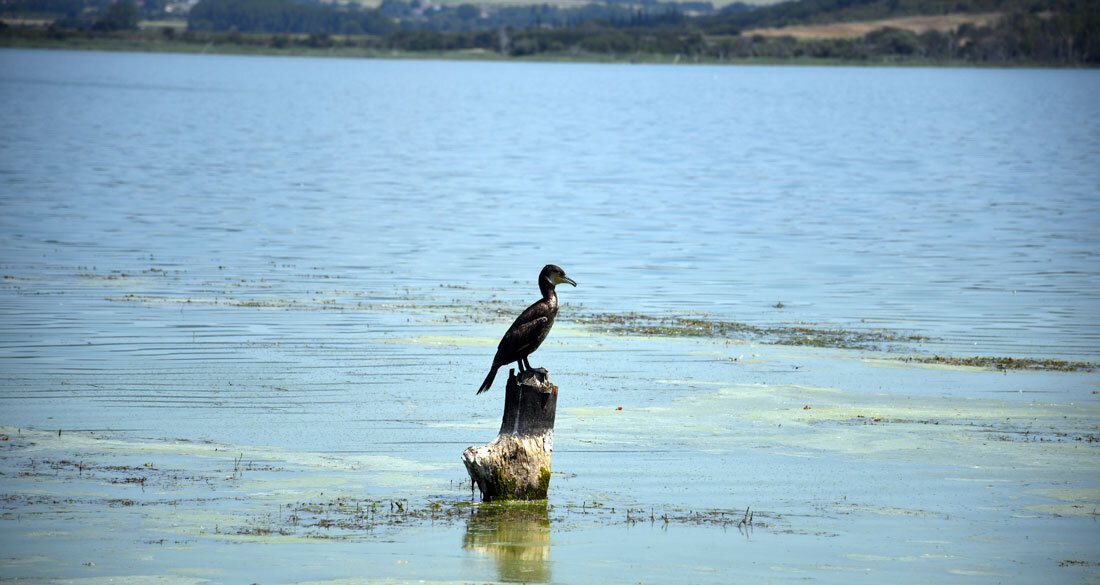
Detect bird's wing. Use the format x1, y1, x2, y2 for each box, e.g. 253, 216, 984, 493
492, 298, 553, 365
496, 315, 549, 363
510, 298, 552, 327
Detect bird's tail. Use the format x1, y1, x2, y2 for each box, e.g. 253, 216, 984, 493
477, 366, 498, 395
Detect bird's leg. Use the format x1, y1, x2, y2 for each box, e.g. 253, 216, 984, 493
516, 359, 526, 373
522, 356, 532, 371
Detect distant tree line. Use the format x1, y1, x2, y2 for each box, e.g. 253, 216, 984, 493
176, 0, 1097, 63
188, 0, 394, 35
183, 0, 714, 35
374, 5, 1098, 63
6, 0, 163, 23
170, 4, 1090, 63
17, 0, 144, 30
4, 0, 1096, 64
5, 0, 85, 19
375, 0, 708, 33
93, 1, 140, 29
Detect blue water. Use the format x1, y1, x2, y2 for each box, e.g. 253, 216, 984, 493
2, 48, 1100, 585
2, 49, 1098, 359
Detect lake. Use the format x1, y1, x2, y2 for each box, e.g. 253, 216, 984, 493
0, 48, 1098, 584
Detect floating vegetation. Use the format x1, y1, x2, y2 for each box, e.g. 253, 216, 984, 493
96, 274, 1097, 367
268, 497, 771, 540
279, 497, 479, 538
839, 416, 1099, 444
1061, 560, 1100, 567
77, 272, 131, 280
899, 355, 1097, 372
13, 456, 212, 490
574, 311, 928, 351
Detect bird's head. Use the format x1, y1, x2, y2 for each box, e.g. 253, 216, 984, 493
542, 264, 577, 287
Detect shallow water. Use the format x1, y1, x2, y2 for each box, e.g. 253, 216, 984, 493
1, 49, 1099, 584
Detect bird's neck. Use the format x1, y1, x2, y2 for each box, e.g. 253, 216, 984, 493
538, 277, 557, 304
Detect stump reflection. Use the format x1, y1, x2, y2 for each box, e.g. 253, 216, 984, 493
462, 502, 550, 583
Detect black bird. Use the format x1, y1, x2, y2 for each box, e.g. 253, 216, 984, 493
477, 264, 577, 394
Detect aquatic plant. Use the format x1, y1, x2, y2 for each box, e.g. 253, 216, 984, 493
900, 355, 1097, 372
575, 311, 928, 351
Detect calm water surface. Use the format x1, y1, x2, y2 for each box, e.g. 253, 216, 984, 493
2, 49, 1099, 357
1, 49, 1099, 584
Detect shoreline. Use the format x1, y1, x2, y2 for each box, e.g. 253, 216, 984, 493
2, 33, 1093, 69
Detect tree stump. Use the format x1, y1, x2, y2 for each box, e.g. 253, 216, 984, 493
463, 368, 558, 501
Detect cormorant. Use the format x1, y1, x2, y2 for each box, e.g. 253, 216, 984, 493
477, 264, 577, 394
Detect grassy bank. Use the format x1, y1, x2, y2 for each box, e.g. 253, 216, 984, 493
1, 27, 1088, 67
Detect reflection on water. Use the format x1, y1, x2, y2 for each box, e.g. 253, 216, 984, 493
463, 502, 551, 583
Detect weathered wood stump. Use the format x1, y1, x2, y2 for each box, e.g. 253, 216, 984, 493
463, 368, 558, 501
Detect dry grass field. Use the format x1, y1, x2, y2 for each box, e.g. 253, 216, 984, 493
744, 12, 1002, 39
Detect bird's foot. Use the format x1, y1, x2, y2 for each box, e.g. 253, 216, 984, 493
517, 367, 548, 384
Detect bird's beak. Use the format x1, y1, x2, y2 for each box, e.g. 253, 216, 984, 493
561, 276, 577, 287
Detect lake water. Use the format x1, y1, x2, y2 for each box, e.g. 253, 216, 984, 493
1, 49, 1099, 584
3, 49, 1099, 358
